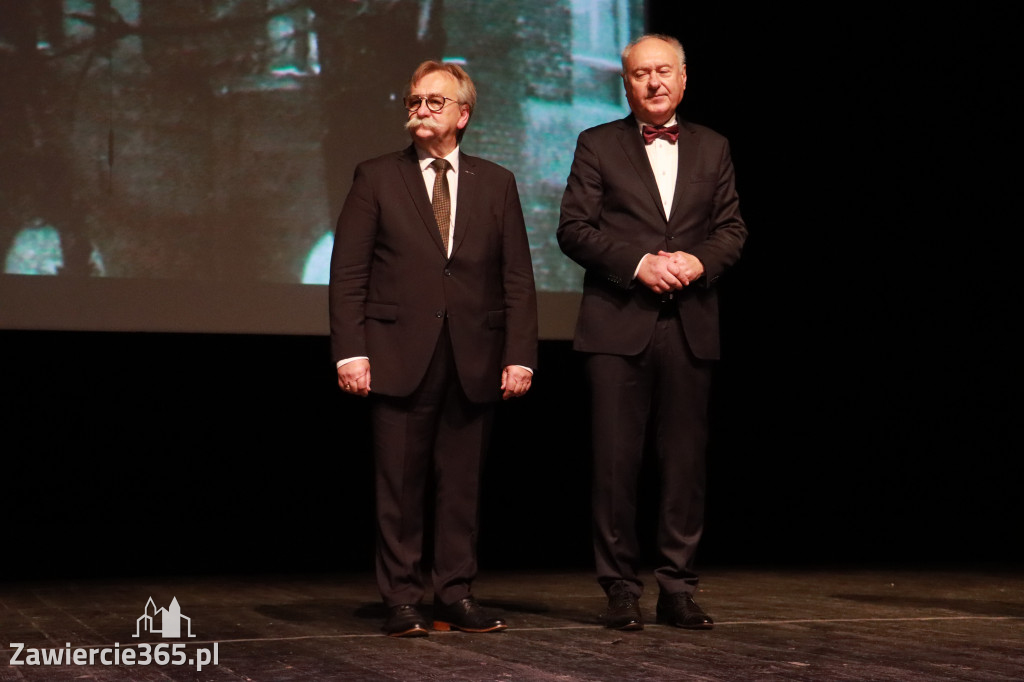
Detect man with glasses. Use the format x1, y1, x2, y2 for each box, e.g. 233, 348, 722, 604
329, 61, 538, 637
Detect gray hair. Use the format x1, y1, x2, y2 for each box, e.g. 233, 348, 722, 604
620, 34, 686, 72
407, 60, 477, 116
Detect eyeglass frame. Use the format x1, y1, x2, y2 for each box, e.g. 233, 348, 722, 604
404, 94, 460, 113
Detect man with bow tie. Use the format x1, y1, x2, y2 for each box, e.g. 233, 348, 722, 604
557, 34, 747, 632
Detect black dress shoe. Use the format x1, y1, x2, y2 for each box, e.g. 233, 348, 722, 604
433, 597, 507, 633
382, 604, 429, 637
603, 587, 643, 630
656, 593, 714, 630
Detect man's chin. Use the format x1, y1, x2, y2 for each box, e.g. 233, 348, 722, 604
641, 109, 672, 123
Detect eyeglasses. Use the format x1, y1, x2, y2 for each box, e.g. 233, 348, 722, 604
404, 95, 459, 113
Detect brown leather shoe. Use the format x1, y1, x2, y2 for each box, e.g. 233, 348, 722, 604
656, 593, 714, 630
382, 604, 429, 637
433, 597, 507, 633
603, 585, 643, 630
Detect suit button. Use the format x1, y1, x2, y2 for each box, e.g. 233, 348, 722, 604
435, 310, 443, 318
444, 269, 452, 276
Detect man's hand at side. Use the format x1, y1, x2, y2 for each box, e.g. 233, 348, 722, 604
338, 358, 372, 397
501, 365, 532, 400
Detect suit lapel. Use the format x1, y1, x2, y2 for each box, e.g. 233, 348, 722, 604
451, 152, 477, 257
668, 121, 700, 224
397, 145, 448, 255
616, 115, 668, 222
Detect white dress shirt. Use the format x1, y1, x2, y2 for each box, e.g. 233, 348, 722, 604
418, 146, 460, 258
634, 116, 679, 279
639, 115, 679, 218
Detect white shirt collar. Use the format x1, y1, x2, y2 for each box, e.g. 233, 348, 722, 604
417, 146, 460, 174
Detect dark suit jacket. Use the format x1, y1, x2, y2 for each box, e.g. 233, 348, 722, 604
330, 145, 538, 403
557, 115, 747, 360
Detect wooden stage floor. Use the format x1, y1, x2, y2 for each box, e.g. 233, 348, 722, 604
1, 567, 1022, 681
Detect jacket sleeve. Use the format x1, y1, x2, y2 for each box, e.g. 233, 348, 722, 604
499, 172, 539, 370
328, 162, 379, 364
556, 130, 649, 289
687, 138, 747, 287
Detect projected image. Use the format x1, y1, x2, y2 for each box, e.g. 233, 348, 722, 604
2, 0, 641, 293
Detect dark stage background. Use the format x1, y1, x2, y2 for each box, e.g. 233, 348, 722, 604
2, 5, 1020, 580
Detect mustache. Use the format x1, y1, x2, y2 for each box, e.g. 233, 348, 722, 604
405, 117, 442, 132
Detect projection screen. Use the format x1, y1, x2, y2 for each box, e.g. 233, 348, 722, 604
0, 0, 643, 338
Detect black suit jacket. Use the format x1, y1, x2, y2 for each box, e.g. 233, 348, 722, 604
557, 115, 747, 360
330, 145, 538, 403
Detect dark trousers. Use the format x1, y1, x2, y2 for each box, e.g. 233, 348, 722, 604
587, 310, 713, 599
371, 325, 494, 607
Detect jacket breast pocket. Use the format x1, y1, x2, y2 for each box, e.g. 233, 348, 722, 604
686, 173, 716, 202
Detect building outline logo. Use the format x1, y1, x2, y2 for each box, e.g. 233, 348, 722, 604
133, 597, 196, 639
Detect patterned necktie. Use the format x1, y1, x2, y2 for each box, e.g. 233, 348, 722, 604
430, 158, 451, 253
642, 124, 680, 144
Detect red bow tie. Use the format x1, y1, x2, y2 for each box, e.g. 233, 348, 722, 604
642, 124, 680, 144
